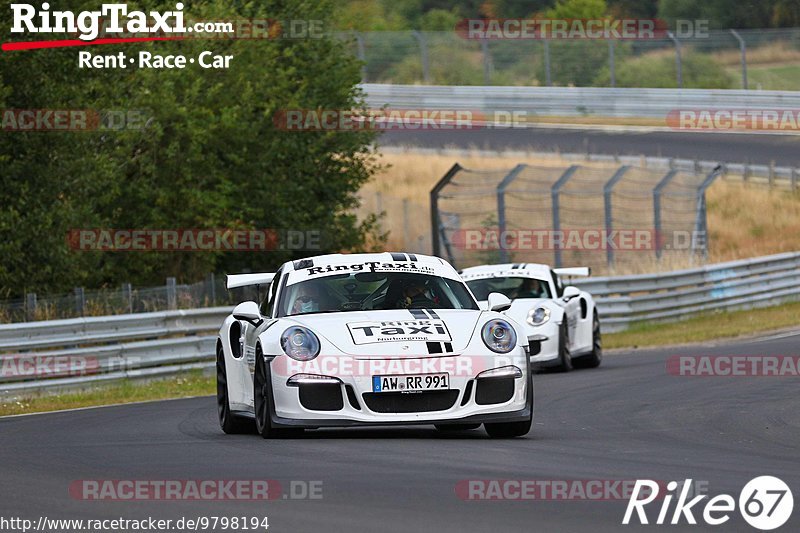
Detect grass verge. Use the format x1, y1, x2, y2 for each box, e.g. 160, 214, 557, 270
604, 300, 800, 350
0, 370, 214, 417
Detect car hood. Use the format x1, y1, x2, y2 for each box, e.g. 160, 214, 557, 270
287, 308, 485, 359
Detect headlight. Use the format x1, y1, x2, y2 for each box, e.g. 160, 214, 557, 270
527, 306, 551, 326
280, 326, 320, 361
481, 319, 517, 354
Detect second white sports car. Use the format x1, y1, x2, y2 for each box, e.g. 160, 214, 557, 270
460, 263, 601, 372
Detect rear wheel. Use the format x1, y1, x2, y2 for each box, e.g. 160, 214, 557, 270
254, 346, 303, 439
217, 345, 252, 434
553, 321, 572, 372
574, 312, 602, 369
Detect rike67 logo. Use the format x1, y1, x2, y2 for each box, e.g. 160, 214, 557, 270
623, 476, 793, 530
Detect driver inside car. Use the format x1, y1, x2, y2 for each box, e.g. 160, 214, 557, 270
291, 283, 322, 314
396, 279, 437, 309
512, 278, 543, 299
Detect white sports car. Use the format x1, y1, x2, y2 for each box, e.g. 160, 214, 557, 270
216, 252, 533, 438
460, 263, 601, 372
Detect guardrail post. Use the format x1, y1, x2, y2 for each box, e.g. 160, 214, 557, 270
653, 170, 678, 260
496, 164, 527, 263
74, 287, 85, 317
166, 277, 177, 310
411, 31, 430, 83
608, 40, 616, 88
543, 40, 552, 86
667, 32, 683, 88
25, 293, 37, 322
122, 283, 133, 314
430, 163, 463, 259
730, 29, 748, 89
552, 165, 579, 268
604, 165, 630, 268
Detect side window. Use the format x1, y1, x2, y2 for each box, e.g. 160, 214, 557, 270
550, 270, 564, 298
260, 268, 282, 317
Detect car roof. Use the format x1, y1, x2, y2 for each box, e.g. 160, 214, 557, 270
283, 252, 460, 285
459, 263, 553, 281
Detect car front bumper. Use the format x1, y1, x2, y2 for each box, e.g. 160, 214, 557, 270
266, 352, 531, 428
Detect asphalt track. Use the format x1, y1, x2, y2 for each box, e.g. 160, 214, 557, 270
379, 128, 800, 167
1, 332, 798, 532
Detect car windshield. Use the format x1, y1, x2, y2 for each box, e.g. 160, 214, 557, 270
278, 272, 478, 317
466, 276, 552, 301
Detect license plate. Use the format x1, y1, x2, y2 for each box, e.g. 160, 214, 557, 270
372, 373, 449, 393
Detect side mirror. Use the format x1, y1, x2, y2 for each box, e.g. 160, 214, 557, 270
232, 301, 263, 326
562, 286, 581, 301
487, 292, 512, 312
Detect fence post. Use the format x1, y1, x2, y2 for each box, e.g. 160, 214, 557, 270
481, 39, 491, 84
769, 161, 775, 188
496, 164, 527, 263
402, 199, 410, 250
206, 273, 216, 306
654, 170, 679, 259
551, 165, 579, 267
25, 292, 37, 322
668, 32, 683, 89
411, 31, 430, 83
122, 283, 133, 314
543, 40, 552, 86
166, 277, 177, 310
730, 29, 748, 89
603, 166, 630, 268
792, 168, 798, 192
74, 287, 85, 317
608, 40, 616, 88
693, 165, 722, 261
430, 163, 463, 259
354, 31, 367, 82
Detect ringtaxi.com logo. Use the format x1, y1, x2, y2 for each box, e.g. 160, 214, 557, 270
623, 476, 793, 530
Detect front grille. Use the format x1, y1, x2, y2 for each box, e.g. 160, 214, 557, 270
362, 390, 459, 413
475, 377, 515, 405
298, 383, 344, 411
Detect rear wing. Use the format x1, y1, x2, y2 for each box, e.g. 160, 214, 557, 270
554, 267, 591, 277
226, 273, 275, 290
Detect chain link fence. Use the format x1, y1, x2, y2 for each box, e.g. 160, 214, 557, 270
431, 161, 720, 272
341, 28, 800, 90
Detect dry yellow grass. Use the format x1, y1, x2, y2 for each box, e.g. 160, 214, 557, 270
712, 41, 800, 67
359, 150, 800, 274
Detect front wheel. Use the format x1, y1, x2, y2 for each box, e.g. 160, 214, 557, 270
553, 321, 572, 372
254, 347, 303, 439
217, 345, 253, 434
574, 312, 602, 369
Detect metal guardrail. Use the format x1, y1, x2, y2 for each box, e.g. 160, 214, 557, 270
362, 83, 800, 119
572, 251, 800, 332
0, 307, 230, 396
2, 251, 799, 395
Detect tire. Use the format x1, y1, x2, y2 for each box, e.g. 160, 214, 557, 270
485, 418, 532, 438
435, 423, 481, 432
217, 345, 253, 434
553, 320, 572, 372
253, 346, 303, 439
574, 311, 603, 369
